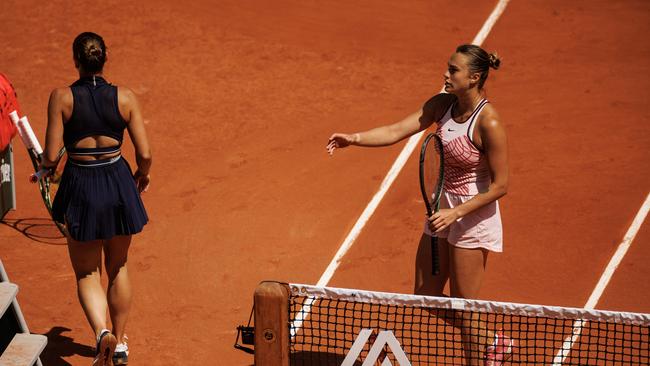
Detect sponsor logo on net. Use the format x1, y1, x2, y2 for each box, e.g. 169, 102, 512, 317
341, 329, 411, 366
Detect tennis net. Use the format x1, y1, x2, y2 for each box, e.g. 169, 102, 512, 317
249, 281, 650, 365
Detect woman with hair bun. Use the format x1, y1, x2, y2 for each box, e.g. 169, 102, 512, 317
41, 32, 151, 365
327, 44, 512, 365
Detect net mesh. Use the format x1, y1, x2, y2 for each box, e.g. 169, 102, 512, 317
287, 284, 650, 365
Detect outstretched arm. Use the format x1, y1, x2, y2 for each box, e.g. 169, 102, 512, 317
326, 110, 425, 152
326, 93, 454, 155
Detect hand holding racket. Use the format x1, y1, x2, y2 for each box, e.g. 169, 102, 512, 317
9, 110, 67, 236
419, 133, 445, 275
30, 166, 54, 183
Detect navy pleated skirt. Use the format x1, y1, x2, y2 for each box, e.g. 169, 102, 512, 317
52, 156, 148, 242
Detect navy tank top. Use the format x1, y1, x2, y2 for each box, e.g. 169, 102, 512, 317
64, 76, 126, 155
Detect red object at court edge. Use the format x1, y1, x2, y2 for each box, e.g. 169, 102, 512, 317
0, 73, 20, 151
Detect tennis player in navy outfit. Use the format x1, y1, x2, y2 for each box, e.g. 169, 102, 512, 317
41, 32, 151, 366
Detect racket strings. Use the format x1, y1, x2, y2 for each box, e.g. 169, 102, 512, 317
422, 139, 443, 209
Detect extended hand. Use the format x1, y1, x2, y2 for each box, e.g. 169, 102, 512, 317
326, 133, 359, 155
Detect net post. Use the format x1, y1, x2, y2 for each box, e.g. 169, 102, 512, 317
254, 281, 290, 366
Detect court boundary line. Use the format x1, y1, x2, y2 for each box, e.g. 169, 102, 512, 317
553, 192, 650, 364
317, 0, 511, 288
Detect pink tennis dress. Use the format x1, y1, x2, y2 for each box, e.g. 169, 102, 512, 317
423, 98, 503, 252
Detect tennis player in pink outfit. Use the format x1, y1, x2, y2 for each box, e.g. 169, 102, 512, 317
327, 44, 512, 365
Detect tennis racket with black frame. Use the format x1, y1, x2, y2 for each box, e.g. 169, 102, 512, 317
419, 132, 444, 275
10, 111, 68, 237
27, 146, 67, 237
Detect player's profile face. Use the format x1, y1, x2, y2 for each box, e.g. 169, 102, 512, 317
444, 53, 472, 93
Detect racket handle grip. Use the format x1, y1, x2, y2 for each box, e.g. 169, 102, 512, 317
9, 111, 20, 125
17, 116, 43, 155
431, 235, 440, 275
30, 168, 49, 183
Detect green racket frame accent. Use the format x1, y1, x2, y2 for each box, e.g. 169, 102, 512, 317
418, 133, 444, 275
27, 147, 67, 237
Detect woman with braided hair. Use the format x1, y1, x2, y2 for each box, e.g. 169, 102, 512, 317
327, 44, 512, 365
41, 32, 151, 365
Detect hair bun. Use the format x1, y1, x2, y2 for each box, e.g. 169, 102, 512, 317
488, 53, 501, 70
88, 46, 102, 57
73, 32, 107, 73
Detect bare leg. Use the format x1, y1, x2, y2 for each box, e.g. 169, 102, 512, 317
415, 236, 463, 355
414, 234, 450, 296
103, 235, 132, 344
67, 238, 108, 338
449, 246, 492, 365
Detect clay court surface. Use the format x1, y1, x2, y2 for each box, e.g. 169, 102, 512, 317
1, 0, 649, 364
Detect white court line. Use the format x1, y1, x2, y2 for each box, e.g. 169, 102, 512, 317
584, 192, 650, 310
290, 0, 512, 336
553, 192, 650, 365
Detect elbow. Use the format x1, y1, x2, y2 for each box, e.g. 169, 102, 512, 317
496, 184, 508, 198
489, 182, 507, 199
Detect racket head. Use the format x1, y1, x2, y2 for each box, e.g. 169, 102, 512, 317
418, 133, 444, 215
30, 147, 67, 237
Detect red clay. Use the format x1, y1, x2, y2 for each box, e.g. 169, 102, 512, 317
0, 0, 648, 364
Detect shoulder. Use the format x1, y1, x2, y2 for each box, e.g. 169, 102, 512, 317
423, 93, 455, 111
476, 103, 506, 139
116, 86, 140, 108
48, 87, 72, 105
421, 93, 456, 122
116, 86, 137, 101
49, 87, 71, 98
